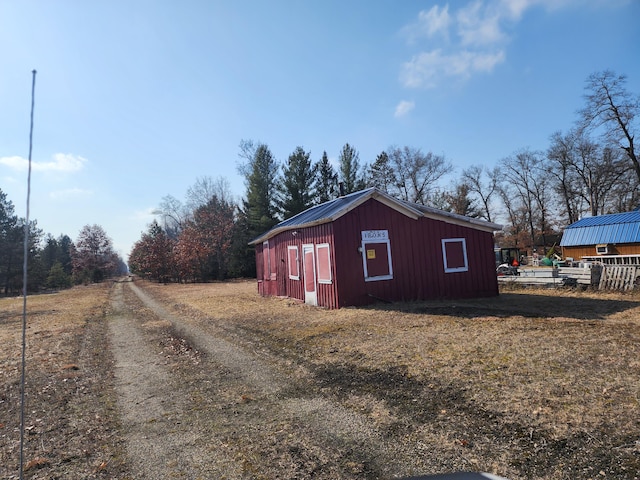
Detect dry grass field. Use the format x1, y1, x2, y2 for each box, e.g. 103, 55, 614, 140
141, 280, 640, 478
0, 283, 124, 479
1, 279, 639, 479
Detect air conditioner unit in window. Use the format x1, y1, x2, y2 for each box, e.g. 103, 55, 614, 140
596, 244, 609, 255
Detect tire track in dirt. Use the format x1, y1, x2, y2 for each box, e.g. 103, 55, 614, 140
118, 280, 419, 478
128, 281, 283, 396
108, 279, 242, 478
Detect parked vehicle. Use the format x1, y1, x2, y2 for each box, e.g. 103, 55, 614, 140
494, 247, 523, 267
496, 263, 520, 276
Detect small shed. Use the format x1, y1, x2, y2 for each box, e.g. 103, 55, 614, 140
560, 210, 640, 261
249, 188, 503, 308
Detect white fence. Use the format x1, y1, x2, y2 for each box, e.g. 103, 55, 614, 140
499, 264, 640, 290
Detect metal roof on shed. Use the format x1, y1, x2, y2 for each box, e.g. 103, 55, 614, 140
560, 211, 640, 246
250, 187, 503, 244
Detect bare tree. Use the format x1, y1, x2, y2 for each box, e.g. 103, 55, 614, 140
461, 165, 499, 223
237, 138, 258, 169
387, 146, 452, 205
547, 131, 583, 225
153, 195, 189, 239
186, 176, 234, 212
578, 70, 640, 183
548, 129, 633, 220
496, 182, 528, 249
71, 224, 119, 283
609, 176, 640, 213
573, 137, 627, 216
500, 149, 553, 251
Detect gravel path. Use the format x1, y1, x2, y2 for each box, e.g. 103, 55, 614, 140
108, 278, 415, 479
109, 279, 240, 478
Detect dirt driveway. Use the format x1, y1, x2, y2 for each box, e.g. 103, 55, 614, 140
109, 278, 428, 479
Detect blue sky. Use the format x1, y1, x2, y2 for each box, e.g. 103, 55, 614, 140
1, 0, 638, 261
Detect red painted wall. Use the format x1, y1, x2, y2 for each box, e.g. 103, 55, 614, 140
256, 198, 498, 308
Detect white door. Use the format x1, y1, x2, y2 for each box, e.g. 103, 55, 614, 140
302, 244, 317, 306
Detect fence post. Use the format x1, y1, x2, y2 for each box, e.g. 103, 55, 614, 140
591, 264, 603, 289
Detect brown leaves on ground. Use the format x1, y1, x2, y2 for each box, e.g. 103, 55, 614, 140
24, 457, 49, 471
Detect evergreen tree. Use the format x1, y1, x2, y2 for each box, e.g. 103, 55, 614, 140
277, 146, 317, 219
58, 234, 74, 275
227, 208, 256, 278
38, 234, 72, 290
0, 189, 20, 294
236, 142, 280, 277
338, 143, 366, 194
367, 151, 395, 192
46, 261, 72, 289
441, 182, 482, 217
0, 191, 42, 293
315, 151, 337, 203
239, 143, 280, 237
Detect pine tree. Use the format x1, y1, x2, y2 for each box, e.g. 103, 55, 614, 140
316, 151, 337, 203
235, 142, 280, 277
368, 151, 395, 192
46, 262, 72, 289
241, 143, 280, 235
278, 146, 317, 219
338, 143, 365, 194
0, 189, 19, 294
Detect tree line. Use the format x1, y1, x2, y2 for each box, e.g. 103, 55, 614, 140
0, 188, 126, 295
130, 70, 638, 282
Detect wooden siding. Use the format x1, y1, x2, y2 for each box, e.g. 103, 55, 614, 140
331, 199, 498, 307
562, 243, 640, 260
255, 198, 498, 308
256, 222, 339, 308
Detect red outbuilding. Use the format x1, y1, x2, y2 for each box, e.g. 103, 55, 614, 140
250, 188, 503, 308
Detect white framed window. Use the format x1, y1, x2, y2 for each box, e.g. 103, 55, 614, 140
287, 246, 300, 280
316, 243, 332, 284
361, 230, 393, 282
442, 238, 469, 273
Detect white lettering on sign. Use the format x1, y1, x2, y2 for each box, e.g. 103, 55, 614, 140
361, 230, 389, 241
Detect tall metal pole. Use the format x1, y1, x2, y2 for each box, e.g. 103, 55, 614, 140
19, 68, 37, 480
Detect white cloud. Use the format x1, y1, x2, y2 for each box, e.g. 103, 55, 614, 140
403, 5, 452, 42
500, 0, 536, 20
457, 1, 506, 47
401, 49, 505, 88
0, 156, 27, 170
399, 0, 555, 89
394, 100, 415, 118
0, 153, 87, 172
49, 188, 93, 200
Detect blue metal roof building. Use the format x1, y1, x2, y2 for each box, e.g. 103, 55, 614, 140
560, 211, 640, 247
